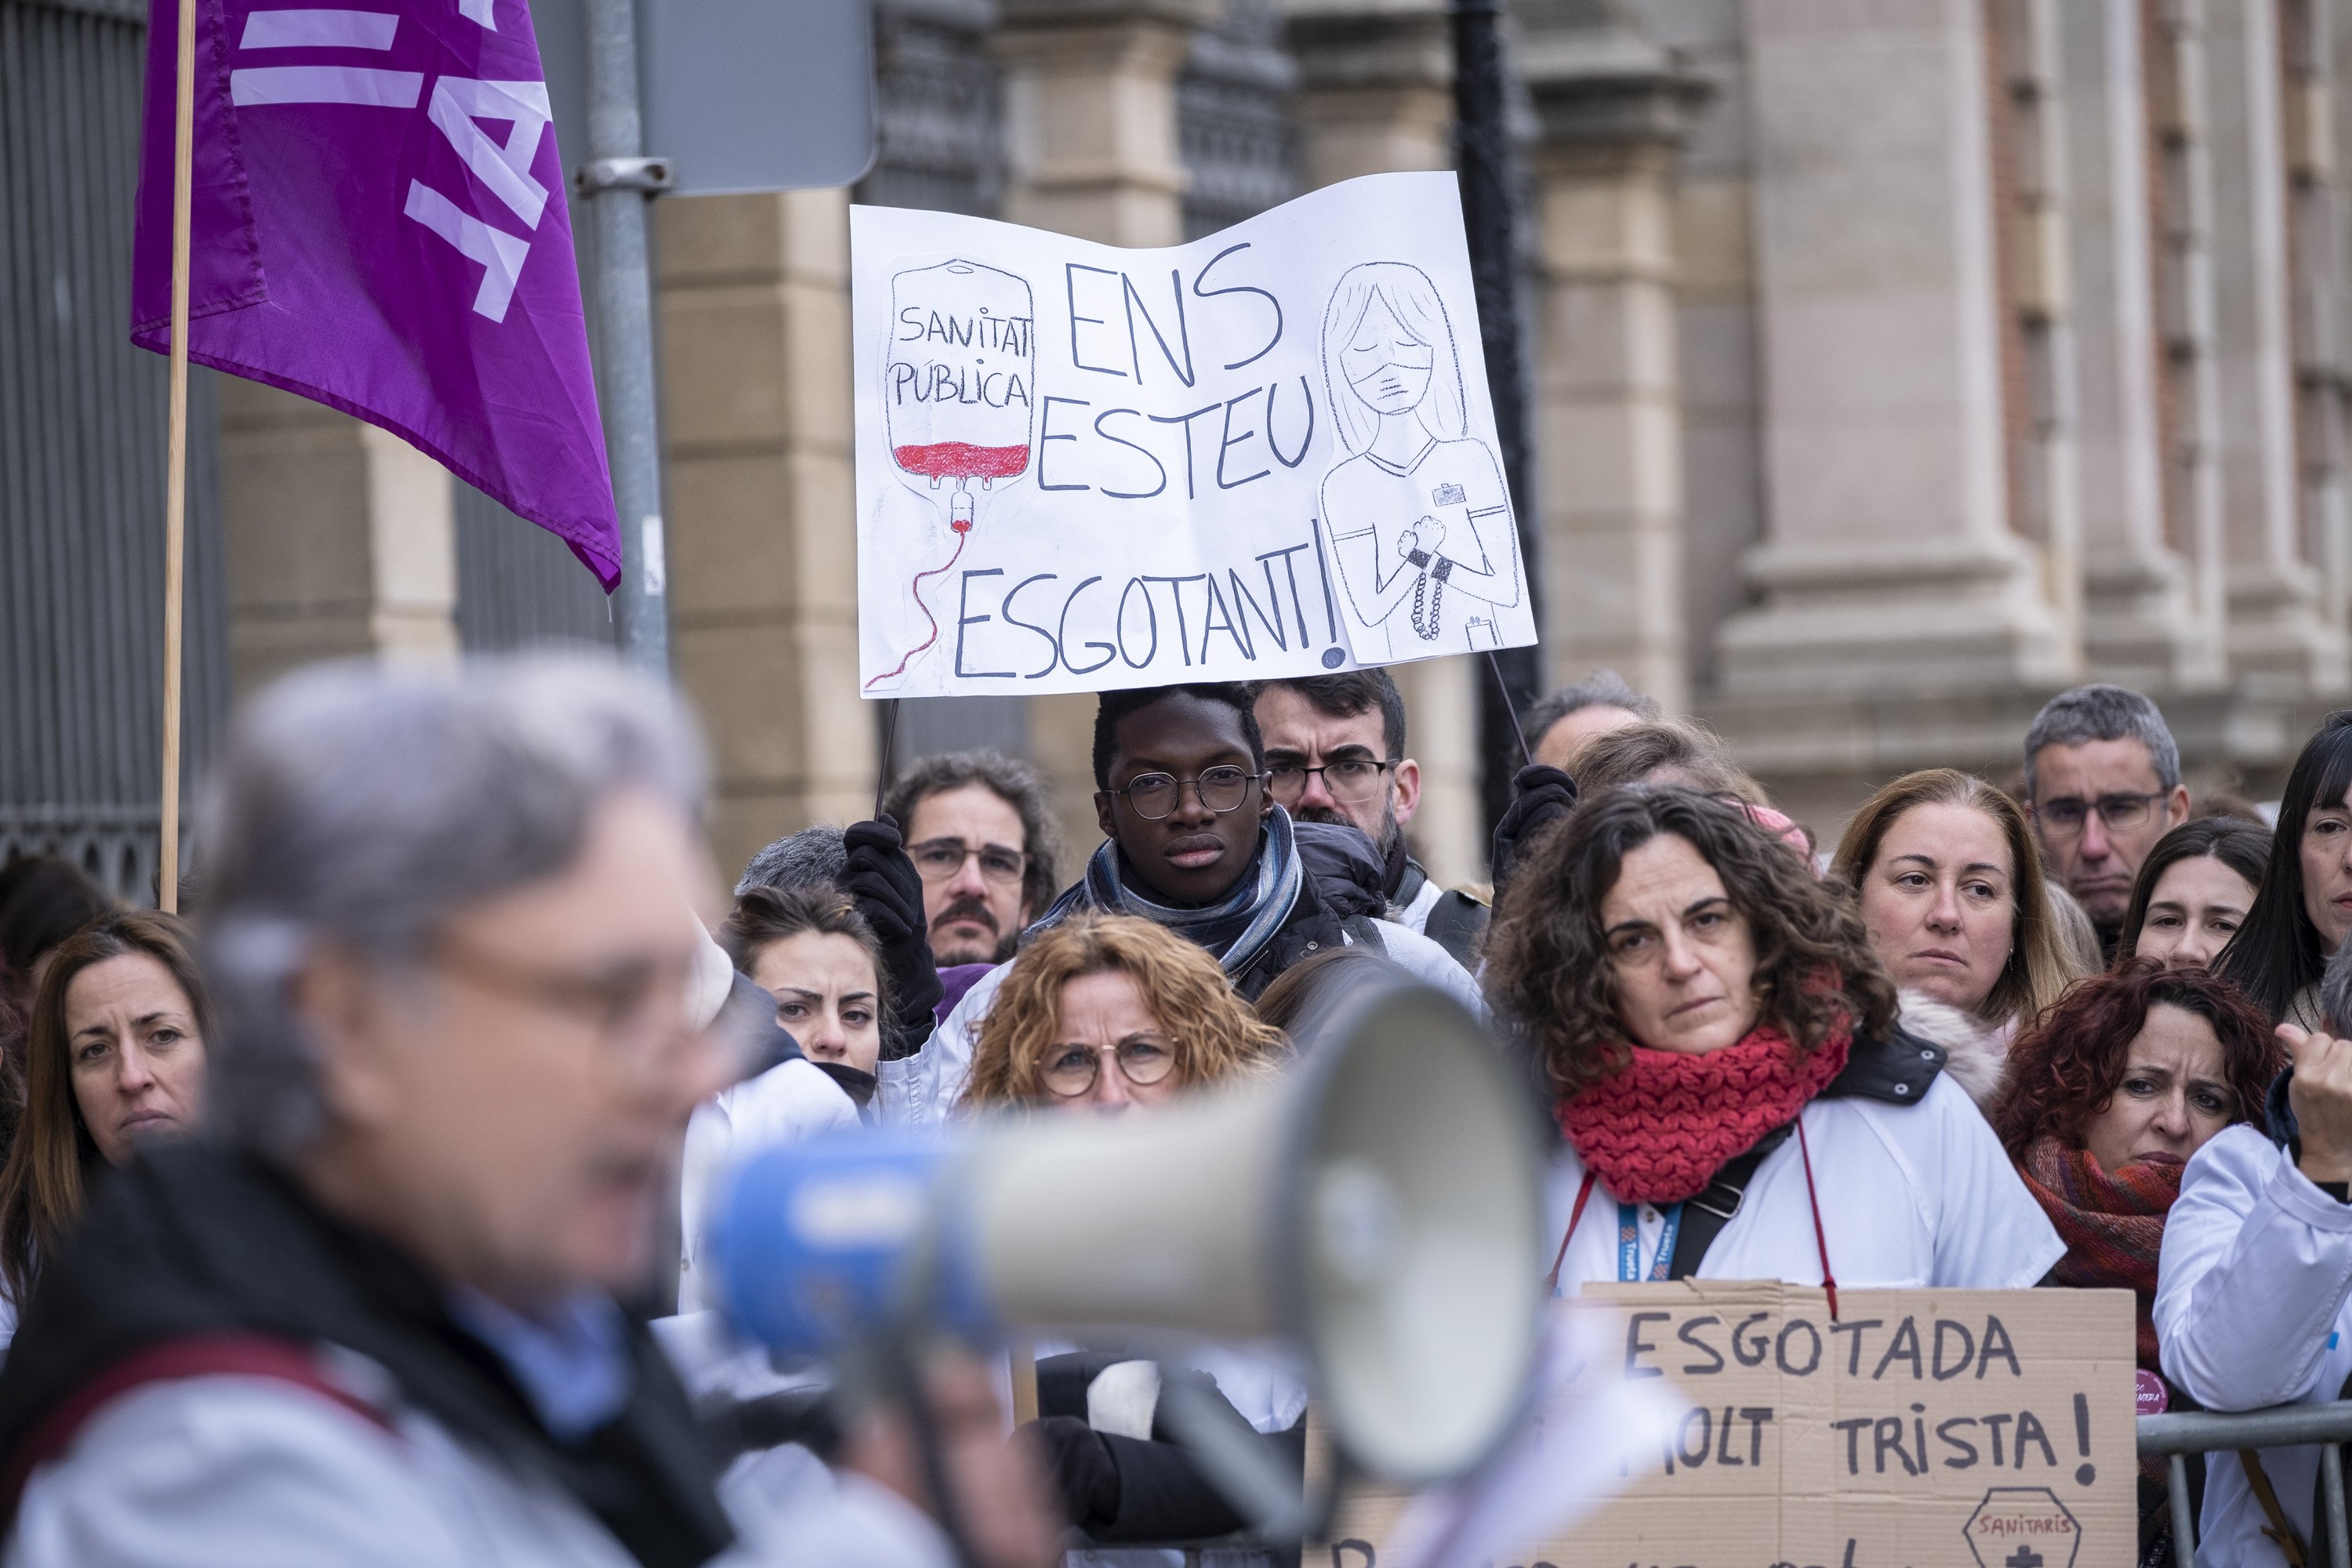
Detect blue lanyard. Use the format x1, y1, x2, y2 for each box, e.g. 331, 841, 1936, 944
1617, 1202, 1682, 1283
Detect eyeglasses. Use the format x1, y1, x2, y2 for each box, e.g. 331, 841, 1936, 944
909, 838, 1029, 887
1039, 1036, 1178, 1098
1267, 758, 1398, 806
1107, 767, 1264, 821
430, 933, 745, 1076
2034, 791, 2168, 837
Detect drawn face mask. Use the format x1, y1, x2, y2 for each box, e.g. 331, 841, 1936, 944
1341, 296, 1435, 416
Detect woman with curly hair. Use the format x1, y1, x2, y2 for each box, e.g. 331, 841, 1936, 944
957, 913, 1298, 1555
1486, 786, 2061, 1299
959, 911, 1284, 1114
1991, 960, 2277, 1563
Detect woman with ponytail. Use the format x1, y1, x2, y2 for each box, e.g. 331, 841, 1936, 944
1484, 786, 2062, 1298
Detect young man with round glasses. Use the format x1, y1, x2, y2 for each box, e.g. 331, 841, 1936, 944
879, 683, 1479, 1124
1253, 670, 1488, 965
2024, 684, 2193, 960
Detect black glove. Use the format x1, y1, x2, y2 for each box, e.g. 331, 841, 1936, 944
1490, 764, 1577, 902
840, 817, 944, 1047
1022, 1415, 1121, 1530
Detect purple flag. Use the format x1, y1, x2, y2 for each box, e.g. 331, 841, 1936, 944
132, 0, 621, 587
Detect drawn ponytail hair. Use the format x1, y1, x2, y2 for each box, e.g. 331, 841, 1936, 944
1320, 262, 1469, 456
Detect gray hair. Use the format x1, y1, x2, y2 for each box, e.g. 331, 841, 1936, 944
1523, 670, 1662, 753
2324, 935, 2352, 1036
2023, 684, 2181, 799
736, 826, 848, 897
196, 653, 706, 1161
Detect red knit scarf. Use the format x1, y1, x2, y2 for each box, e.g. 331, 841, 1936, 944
1554, 1020, 1852, 1205
2017, 1136, 2180, 1375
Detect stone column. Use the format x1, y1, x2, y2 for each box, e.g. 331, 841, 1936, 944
1522, 10, 1706, 712
2062, 0, 2224, 688
1710, 0, 2074, 701
217, 381, 457, 698
2203, 0, 2346, 692
656, 188, 876, 880
1283, 0, 1483, 887
994, 0, 1215, 869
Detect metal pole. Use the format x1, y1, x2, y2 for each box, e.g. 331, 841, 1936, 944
581, 0, 672, 676
1450, 0, 1542, 837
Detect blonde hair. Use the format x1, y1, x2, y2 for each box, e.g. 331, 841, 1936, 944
1831, 768, 2084, 1028
960, 913, 1286, 1112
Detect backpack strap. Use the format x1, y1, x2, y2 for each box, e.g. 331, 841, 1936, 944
2, 1332, 394, 1518
1668, 1125, 1795, 1280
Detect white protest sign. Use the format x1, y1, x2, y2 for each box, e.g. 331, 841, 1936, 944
851, 172, 1540, 697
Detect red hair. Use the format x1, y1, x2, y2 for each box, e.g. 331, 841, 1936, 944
1991, 957, 2280, 1160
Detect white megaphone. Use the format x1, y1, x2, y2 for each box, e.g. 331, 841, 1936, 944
706, 978, 1548, 1488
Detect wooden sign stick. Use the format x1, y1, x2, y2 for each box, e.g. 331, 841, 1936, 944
158, 0, 197, 913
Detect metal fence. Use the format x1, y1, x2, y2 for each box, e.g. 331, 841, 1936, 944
0, 0, 231, 902
2143, 1401, 2352, 1568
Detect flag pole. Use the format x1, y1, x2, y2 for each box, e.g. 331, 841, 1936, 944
158, 0, 197, 913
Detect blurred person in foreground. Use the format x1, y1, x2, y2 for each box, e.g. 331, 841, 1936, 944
1991, 960, 2278, 1562
2024, 685, 2192, 960
1523, 669, 1661, 772
2114, 818, 2270, 972
1487, 787, 2060, 1298
0, 655, 1051, 1568
1832, 769, 2085, 1100
2219, 713, 2352, 1030
2153, 895, 2352, 1566
958, 913, 1301, 1559
893, 684, 1479, 1126
1252, 670, 1486, 964
0, 911, 211, 1350
882, 751, 1061, 978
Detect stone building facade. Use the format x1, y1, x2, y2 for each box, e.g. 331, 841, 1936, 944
20, 0, 2352, 891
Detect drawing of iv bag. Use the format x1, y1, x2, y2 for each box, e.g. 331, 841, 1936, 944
886, 260, 1036, 489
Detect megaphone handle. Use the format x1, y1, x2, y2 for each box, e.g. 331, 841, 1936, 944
1009, 1337, 1039, 1425
1155, 1375, 1323, 1541
878, 1341, 988, 1568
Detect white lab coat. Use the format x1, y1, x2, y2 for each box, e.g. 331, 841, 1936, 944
1547, 1073, 2063, 1294
680, 1058, 860, 1312
2156, 1124, 2352, 1567
878, 918, 1485, 1127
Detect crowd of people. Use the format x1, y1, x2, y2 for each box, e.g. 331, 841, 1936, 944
2, 655, 2352, 1566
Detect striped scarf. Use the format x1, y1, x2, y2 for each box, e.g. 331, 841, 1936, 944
2018, 1136, 2180, 1374
1028, 807, 1303, 981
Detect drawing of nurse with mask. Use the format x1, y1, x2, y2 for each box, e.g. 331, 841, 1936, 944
1317, 261, 1521, 657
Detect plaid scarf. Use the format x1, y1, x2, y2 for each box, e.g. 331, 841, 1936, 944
1028, 807, 1303, 981
2018, 1136, 2181, 1374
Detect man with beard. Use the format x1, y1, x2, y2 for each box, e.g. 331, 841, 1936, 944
880, 751, 1059, 969
1254, 670, 1488, 966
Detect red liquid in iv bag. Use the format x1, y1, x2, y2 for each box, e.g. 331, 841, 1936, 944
893, 441, 1031, 483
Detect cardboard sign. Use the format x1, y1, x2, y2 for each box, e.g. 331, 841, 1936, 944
1314, 1284, 2137, 1568
850, 172, 1540, 697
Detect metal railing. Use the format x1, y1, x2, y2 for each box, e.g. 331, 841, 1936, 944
2140, 1401, 2352, 1568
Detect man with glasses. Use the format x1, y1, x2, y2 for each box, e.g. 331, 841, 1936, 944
2024, 684, 2192, 959
880, 750, 1060, 970
1253, 670, 1488, 965
884, 683, 1479, 1124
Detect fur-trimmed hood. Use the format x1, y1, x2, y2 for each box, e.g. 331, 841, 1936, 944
1895, 989, 2010, 1112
